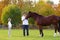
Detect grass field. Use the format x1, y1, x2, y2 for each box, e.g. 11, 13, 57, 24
0, 29, 60, 40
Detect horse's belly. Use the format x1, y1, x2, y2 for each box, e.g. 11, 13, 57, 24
42, 22, 51, 26
37, 19, 51, 26
42, 24, 51, 26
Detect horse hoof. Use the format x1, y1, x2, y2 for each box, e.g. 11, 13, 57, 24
54, 33, 56, 37
57, 32, 60, 36
39, 35, 42, 37
39, 35, 43, 37
39, 35, 41, 37
54, 34, 56, 37
57, 32, 59, 35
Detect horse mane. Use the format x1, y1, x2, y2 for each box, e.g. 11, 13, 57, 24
34, 13, 43, 17
29, 11, 44, 17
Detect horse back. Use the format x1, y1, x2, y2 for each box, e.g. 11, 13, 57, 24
37, 15, 59, 26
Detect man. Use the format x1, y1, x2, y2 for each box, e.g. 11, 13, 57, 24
8, 18, 12, 37
21, 13, 29, 36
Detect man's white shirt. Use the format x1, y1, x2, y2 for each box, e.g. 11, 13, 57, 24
21, 16, 29, 25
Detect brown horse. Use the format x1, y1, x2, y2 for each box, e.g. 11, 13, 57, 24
25, 11, 60, 37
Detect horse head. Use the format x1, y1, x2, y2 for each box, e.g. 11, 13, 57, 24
25, 11, 32, 19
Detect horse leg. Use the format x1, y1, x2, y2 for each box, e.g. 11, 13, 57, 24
54, 29, 57, 37
57, 30, 60, 36
39, 25, 44, 37
58, 20, 60, 34
39, 29, 44, 37
53, 24, 58, 37
57, 24, 60, 36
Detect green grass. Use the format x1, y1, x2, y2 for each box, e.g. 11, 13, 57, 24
0, 29, 60, 40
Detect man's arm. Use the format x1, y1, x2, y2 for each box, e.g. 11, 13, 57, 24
21, 16, 25, 21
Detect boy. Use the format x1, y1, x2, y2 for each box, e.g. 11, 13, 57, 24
8, 18, 12, 37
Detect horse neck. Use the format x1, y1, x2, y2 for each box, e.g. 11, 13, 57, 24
31, 15, 37, 20
31, 13, 44, 20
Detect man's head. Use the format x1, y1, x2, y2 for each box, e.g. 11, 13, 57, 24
22, 12, 27, 16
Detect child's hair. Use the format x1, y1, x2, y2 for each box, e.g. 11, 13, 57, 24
8, 18, 11, 21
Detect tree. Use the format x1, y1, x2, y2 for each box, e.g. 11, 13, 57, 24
0, 1, 5, 24
47, 0, 54, 5
1, 4, 21, 26
54, 4, 60, 16
0, 0, 11, 24
30, 1, 54, 16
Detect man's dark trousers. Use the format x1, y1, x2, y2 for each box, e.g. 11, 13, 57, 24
22, 25, 29, 36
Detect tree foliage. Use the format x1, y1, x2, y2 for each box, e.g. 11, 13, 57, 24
54, 4, 60, 16
0, 0, 60, 26
30, 1, 54, 16
1, 4, 21, 25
